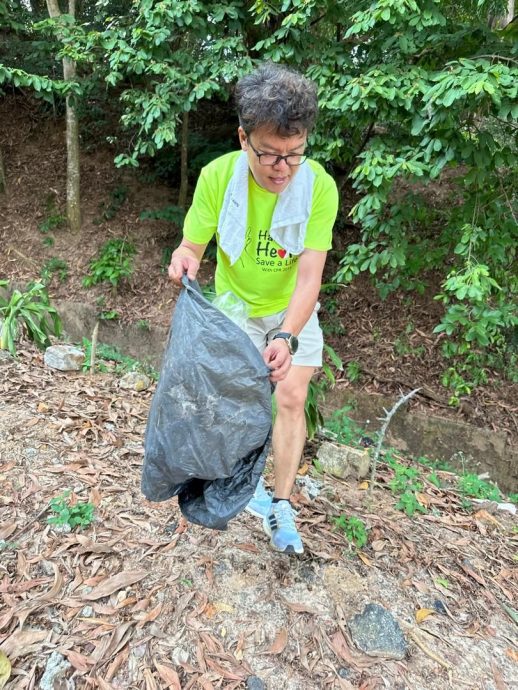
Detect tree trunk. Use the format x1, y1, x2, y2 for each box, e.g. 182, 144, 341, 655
490, 0, 515, 27
46, 0, 81, 233
178, 111, 189, 210
0, 147, 6, 195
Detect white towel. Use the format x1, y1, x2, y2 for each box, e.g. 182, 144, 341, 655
218, 152, 315, 265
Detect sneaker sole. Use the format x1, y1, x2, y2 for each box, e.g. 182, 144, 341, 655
263, 518, 304, 555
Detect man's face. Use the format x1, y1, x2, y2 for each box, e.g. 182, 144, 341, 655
238, 125, 307, 194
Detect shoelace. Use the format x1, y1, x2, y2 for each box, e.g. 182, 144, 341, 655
273, 501, 296, 530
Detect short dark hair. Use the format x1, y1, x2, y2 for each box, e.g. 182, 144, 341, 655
235, 63, 318, 137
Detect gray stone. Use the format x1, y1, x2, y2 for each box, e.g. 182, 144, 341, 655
297, 475, 322, 500
246, 677, 266, 690
0, 349, 12, 363
39, 651, 74, 690
348, 603, 407, 660
316, 441, 370, 480
81, 605, 94, 618
119, 371, 151, 392
44, 344, 84, 371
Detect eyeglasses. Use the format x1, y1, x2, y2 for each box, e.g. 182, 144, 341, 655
247, 137, 308, 167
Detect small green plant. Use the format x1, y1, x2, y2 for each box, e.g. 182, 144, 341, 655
40, 258, 69, 285
396, 490, 427, 517
333, 515, 368, 549
160, 247, 174, 272
324, 407, 366, 448
137, 319, 150, 331
83, 238, 136, 288
0, 281, 62, 355
346, 360, 362, 383
434, 577, 450, 589
388, 462, 423, 494
99, 310, 119, 321
457, 473, 501, 502
96, 185, 128, 222
47, 490, 95, 529
81, 338, 158, 380
42, 236, 55, 247
428, 471, 442, 488
140, 204, 185, 226
508, 493, 518, 505
38, 213, 66, 235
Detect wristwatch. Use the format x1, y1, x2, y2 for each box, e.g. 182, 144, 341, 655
273, 332, 299, 355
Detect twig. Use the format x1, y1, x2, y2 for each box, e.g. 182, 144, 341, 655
367, 388, 420, 503
400, 620, 453, 671
90, 321, 99, 375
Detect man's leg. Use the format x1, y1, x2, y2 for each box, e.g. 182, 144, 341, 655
272, 364, 314, 499
262, 365, 314, 555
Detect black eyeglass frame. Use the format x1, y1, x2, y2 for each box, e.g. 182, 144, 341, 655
247, 137, 308, 167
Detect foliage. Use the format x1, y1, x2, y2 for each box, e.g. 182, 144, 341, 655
386, 456, 427, 517
38, 213, 67, 235
333, 515, 368, 549
395, 490, 427, 517
457, 473, 502, 502
95, 185, 128, 223
305, 343, 343, 439
0, 280, 62, 355
83, 239, 136, 288
324, 407, 368, 448
345, 360, 362, 383
47, 490, 95, 529
40, 258, 69, 285
140, 205, 186, 227
81, 337, 158, 380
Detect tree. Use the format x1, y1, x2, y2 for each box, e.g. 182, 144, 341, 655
249, 0, 517, 399
45, 0, 80, 233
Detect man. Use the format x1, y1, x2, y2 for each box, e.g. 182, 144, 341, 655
169, 63, 338, 554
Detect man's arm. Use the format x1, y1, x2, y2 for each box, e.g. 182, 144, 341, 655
168, 238, 208, 285
263, 248, 327, 381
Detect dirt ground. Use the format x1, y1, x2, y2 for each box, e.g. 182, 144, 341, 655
1, 348, 517, 690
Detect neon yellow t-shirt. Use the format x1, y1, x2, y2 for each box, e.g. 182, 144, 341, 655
183, 151, 338, 317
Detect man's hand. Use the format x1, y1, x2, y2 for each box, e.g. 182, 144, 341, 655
168, 255, 200, 286
263, 338, 292, 382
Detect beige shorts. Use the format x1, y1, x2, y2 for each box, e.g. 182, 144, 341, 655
244, 304, 323, 368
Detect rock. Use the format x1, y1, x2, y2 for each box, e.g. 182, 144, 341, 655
170, 647, 189, 666
81, 605, 94, 618
119, 371, 151, 391
316, 441, 370, 480
0, 349, 12, 363
348, 603, 407, 660
246, 676, 266, 690
44, 345, 84, 371
297, 475, 322, 500
39, 651, 74, 690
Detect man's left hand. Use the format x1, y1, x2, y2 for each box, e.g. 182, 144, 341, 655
263, 338, 292, 382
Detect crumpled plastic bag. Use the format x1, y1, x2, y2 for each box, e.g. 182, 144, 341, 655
212, 290, 250, 331
141, 276, 272, 530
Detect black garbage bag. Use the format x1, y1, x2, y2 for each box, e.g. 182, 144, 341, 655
141, 277, 272, 530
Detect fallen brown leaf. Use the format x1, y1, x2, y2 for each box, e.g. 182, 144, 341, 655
266, 628, 288, 655
83, 570, 148, 600
0, 629, 47, 660
154, 661, 182, 689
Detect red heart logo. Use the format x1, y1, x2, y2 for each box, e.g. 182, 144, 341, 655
278, 249, 286, 258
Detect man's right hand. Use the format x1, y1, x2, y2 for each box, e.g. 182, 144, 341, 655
168, 255, 200, 286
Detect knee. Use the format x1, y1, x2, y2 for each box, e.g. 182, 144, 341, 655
275, 383, 308, 414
